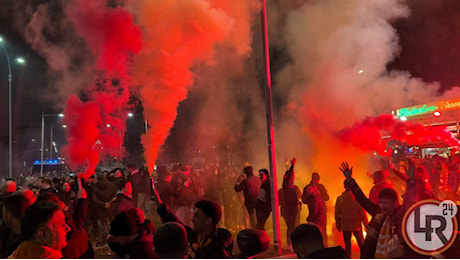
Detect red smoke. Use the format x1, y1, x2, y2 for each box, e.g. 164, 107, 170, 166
133, 0, 232, 174
338, 114, 460, 155
61, 0, 142, 178
61, 96, 101, 177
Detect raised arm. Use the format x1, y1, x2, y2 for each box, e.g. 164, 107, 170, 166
234, 175, 248, 192
72, 188, 88, 226
284, 158, 296, 180
151, 184, 187, 226
339, 162, 379, 216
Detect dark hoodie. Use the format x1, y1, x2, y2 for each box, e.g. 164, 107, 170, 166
281, 164, 301, 217
109, 192, 135, 220
92, 179, 117, 219
108, 225, 155, 259
334, 191, 367, 232
157, 203, 233, 258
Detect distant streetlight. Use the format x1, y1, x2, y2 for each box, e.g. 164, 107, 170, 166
127, 112, 149, 133
41, 113, 64, 176
49, 124, 65, 159
0, 36, 25, 178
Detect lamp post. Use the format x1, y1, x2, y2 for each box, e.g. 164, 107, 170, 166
49, 124, 64, 159
127, 112, 148, 133
0, 36, 25, 178
50, 126, 53, 159
41, 113, 64, 176
261, 0, 282, 255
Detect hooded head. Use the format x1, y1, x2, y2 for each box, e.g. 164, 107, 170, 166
311, 172, 320, 183
373, 171, 385, 184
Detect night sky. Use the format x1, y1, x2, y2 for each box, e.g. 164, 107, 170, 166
1, 0, 460, 175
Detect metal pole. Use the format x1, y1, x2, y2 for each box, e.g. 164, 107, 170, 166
144, 119, 148, 133
261, 0, 282, 255
40, 112, 44, 177
50, 126, 53, 159
120, 130, 123, 167
8, 73, 12, 178
1, 43, 12, 178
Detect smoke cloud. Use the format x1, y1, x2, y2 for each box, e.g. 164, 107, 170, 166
132, 0, 234, 173
17, 1, 93, 109
61, 0, 142, 178
269, 0, 460, 242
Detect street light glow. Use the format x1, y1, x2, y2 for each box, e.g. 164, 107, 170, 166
106, 124, 111, 128
0, 36, 3, 42
128, 112, 133, 117
62, 124, 67, 128
58, 113, 64, 117
15, 57, 25, 63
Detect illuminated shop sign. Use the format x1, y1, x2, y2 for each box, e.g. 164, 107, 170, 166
396, 98, 460, 118
397, 104, 437, 117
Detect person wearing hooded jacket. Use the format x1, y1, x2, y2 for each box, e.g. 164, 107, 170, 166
335, 185, 368, 257
91, 174, 117, 245
107, 208, 155, 258
108, 180, 135, 220
152, 187, 233, 259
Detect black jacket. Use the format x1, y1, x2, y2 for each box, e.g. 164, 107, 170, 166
92, 180, 117, 219
109, 193, 135, 220
157, 204, 233, 258
256, 179, 272, 214
108, 226, 155, 259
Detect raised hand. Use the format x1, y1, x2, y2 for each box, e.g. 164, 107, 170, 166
339, 162, 353, 179
78, 188, 87, 199
406, 159, 415, 179
151, 185, 163, 206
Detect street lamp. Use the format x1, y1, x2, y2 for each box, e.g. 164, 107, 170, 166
49, 124, 65, 159
41, 113, 64, 176
127, 112, 149, 132
105, 123, 123, 167
0, 36, 25, 178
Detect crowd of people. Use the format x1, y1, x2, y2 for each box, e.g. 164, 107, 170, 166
0, 153, 459, 259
